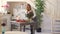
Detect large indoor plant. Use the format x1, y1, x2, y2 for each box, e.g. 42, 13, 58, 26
35, 0, 45, 32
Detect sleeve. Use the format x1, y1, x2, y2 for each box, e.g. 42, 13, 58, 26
32, 8, 36, 18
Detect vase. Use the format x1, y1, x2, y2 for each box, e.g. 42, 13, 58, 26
36, 27, 41, 32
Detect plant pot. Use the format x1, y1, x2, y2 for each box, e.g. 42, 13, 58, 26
36, 28, 41, 32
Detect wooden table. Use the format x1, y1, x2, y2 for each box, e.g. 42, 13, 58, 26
20, 22, 36, 34
10, 21, 36, 34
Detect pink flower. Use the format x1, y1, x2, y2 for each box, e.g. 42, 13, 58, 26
1, 4, 9, 8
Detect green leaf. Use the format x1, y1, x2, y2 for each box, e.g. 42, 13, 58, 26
35, 0, 45, 27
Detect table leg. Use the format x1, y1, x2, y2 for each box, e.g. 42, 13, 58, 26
23, 25, 25, 32
20, 24, 22, 31
11, 23, 12, 31
30, 25, 35, 34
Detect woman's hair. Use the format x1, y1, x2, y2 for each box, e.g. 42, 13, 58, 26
26, 4, 34, 19
26, 4, 31, 11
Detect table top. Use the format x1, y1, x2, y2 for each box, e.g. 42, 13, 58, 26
10, 21, 36, 25
10, 20, 35, 23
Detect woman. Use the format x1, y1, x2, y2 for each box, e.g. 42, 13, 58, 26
26, 4, 36, 21
16, 4, 36, 22
26, 4, 38, 31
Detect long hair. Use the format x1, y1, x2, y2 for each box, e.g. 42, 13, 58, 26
26, 4, 34, 19
26, 4, 31, 11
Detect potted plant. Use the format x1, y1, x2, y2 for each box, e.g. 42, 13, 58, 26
35, 0, 45, 32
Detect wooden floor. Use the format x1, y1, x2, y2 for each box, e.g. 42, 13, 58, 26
0, 25, 2, 34
0, 20, 2, 34
0, 32, 2, 34
0, 14, 3, 34
5, 31, 28, 34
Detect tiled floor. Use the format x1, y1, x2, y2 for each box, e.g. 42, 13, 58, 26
25, 30, 51, 34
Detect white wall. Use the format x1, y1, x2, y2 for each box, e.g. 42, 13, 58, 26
43, 0, 60, 34
42, 0, 57, 33
53, 0, 60, 34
